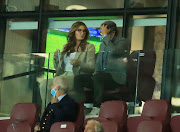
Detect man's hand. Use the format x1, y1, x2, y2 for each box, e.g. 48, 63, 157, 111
70, 59, 81, 66
100, 25, 111, 35
34, 124, 40, 132
51, 98, 58, 104
54, 49, 60, 60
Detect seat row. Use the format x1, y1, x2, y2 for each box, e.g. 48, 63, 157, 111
0, 99, 180, 132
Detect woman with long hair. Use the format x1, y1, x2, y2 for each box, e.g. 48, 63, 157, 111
40, 21, 95, 112
54, 21, 95, 76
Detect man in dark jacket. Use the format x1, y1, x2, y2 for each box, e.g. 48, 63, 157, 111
34, 76, 77, 132
90, 21, 130, 115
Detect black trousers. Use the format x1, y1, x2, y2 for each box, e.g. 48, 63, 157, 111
73, 74, 93, 102
93, 72, 120, 107
74, 73, 121, 107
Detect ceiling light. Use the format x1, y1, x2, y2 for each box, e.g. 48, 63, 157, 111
66, 5, 87, 10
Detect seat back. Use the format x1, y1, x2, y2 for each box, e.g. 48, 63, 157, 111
127, 116, 152, 132
103, 50, 156, 102
99, 101, 127, 124
138, 50, 156, 76
50, 122, 75, 132
101, 120, 118, 132
128, 50, 156, 101
10, 103, 39, 127
170, 115, 180, 132
142, 99, 171, 123
128, 50, 156, 77
137, 120, 163, 132
137, 50, 156, 101
74, 103, 84, 132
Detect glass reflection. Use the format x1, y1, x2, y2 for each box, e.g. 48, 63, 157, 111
46, 0, 124, 10
5, 0, 39, 12
129, 0, 168, 8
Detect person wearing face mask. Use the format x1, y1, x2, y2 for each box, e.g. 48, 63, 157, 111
34, 76, 77, 132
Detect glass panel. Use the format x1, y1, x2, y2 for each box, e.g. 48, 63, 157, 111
128, 15, 167, 114
5, 0, 39, 12
4, 19, 38, 54
129, 0, 168, 8
47, 50, 139, 115
1, 50, 179, 117
2, 53, 49, 77
171, 49, 180, 113
42, 51, 158, 115
45, 0, 124, 10
171, 4, 180, 113
0, 53, 50, 117
0, 50, 138, 118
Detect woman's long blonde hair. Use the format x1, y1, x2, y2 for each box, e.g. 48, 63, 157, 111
63, 21, 90, 56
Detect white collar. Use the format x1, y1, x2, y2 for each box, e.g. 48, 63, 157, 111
57, 94, 67, 102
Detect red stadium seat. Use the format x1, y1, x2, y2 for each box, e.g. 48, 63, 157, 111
101, 120, 118, 132
170, 115, 180, 132
85, 101, 127, 132
50, 122, 75, 132
50, 103, 84, 132
0, 103, 39, 132
127, 99, 171, 132
137, 120, 163, 132
74, 103, 84, 132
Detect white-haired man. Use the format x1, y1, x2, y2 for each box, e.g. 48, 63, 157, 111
34, 76, 77, 132
84, 120, 104, 132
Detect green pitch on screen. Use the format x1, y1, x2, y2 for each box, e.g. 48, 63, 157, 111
44, 29, 101, 78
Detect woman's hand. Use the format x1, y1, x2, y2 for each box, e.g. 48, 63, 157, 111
70, 59, 81, 66
54, 49, 60, 60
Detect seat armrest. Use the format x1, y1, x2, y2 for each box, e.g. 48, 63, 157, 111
7, 121, 31, 132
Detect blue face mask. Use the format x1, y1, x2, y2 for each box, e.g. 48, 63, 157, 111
51, 86, 58, 98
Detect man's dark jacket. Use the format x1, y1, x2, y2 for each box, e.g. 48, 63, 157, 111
39, 95, 77, 132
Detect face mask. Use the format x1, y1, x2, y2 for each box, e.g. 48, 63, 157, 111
51, 86, 58, 98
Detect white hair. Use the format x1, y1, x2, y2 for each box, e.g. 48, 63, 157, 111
87, 120, 104, 132
53, 76, 68, 93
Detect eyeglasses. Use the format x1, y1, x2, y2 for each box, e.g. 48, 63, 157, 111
76, 29, 87, 34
